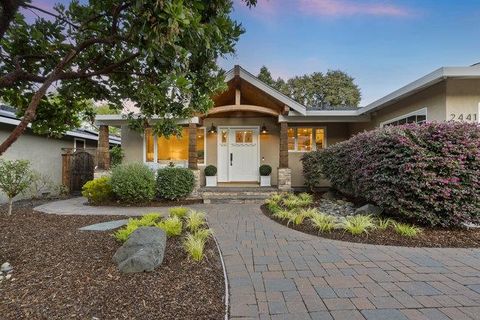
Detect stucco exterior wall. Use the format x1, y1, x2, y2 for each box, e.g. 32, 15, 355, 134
350, 81, 447, 135
446, 78, 480, 123
288, 123, 351, 187
121, 125, 143, 163
0, 124, 75, 203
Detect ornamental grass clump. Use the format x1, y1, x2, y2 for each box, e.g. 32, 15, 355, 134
310, 212, 337, 233
113, 214, 162, 242
185, 210, 207, 232
184, 233, 206, 261
302, 122, 480, 227
157, 216, 183, 237
291, 208, 318, 225
297, 193, 314, 206
394, 223, 421, 237
376, 218, 395, 231
193, 228, 214, 241
272, 209, 296, 221
340, 215, 375, 235
282, 195, 301, 210
169, 207, 189, 219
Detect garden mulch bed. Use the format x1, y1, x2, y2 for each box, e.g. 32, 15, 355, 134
0, 200, 224, 320
261, 205, 480, 248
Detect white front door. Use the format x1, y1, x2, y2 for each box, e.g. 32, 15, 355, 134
217, 127, 260, 182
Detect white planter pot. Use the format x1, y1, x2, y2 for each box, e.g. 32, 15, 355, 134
206, 175, 217, 187
260, 175, 271, 187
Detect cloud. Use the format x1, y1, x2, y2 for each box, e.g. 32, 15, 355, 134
298, 0, 413, 17
236, 0, 414, 19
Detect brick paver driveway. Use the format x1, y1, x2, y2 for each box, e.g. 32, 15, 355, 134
207, 204, 480, 320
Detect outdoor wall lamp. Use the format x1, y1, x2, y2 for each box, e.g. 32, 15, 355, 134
261, 123, 268, 134
208, 123, 217, 134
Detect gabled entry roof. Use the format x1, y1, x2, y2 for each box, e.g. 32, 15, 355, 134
224, 65, 307, 115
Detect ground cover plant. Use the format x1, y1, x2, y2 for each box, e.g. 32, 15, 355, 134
302, 122, 480, 227
0, 201, 224, 319
262, 192, 480, 247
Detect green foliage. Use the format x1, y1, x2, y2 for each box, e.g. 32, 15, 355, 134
259, 164, 272, 176
394, 223, 421, 237
376, 218, 395, 231
340, 215, 375, 235
270, 193, 283, 203
266, 200, 282, 214
272, 209, 296, 221
0, 159, 34, 215
157, 216, 183, 237
257, 67, 361, 108
183, 233, 206, 261
81, 176, 113, 204
169, 207, 189, 219
282, 195, 302, 210
310, 212, 337, 233
110, 163, 156, 204
193, 228, 214, 242
156, 167, 195, 200
185, 210, 207, 232
290, 208, 318, 226
204, 165, 217, 176
297, 192, 314, 206
0, 0, 257, 147
109, 146, 124, 167
113, 213, 162, 242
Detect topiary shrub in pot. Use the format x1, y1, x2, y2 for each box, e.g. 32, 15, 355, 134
157, 167, 195, 200
260, 164, 272, 187
204, 165, 217, 187
110, 163, 156, 204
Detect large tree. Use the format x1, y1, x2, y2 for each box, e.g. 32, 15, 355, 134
0, 0, 256, 155
257, 66, 361, 109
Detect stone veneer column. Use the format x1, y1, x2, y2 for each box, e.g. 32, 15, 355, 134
188, 123, 201, 197
278, 121, 291, 191
97, 125, 110, 170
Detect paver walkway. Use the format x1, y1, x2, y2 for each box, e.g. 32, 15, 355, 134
206, 204, 480, 320
36, 198, 480, 320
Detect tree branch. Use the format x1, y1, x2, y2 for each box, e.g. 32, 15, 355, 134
22, 3, 80, 29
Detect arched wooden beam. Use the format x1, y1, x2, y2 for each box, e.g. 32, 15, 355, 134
205, 104, 279, 117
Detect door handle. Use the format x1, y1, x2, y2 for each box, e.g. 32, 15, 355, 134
230, 153, 233, 166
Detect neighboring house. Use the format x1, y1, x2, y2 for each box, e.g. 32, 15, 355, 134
0, 105, 121, 202
95, 64, 480, 190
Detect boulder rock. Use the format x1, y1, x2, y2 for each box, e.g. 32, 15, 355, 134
113, 227, 167, 273
1, 262, 12, 273
355, 204, 383, 216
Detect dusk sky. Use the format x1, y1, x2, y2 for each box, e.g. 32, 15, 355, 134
23, 0, 480, 106
220, 0, 480, 105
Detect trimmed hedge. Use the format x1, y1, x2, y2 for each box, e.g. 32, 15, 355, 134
110, 163, 156, 204
302, 122, 480, 227
82, 176, 113, 204
157, 167, 195, 200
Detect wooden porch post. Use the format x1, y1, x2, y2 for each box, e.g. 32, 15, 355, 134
97, 125, 110, 170
279, 121, 288, 168
188, 123, 198, 169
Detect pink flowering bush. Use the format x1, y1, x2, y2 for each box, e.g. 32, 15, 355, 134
302, 122, 480, 227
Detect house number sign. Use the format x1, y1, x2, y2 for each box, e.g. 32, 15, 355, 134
449, 113, 478, 122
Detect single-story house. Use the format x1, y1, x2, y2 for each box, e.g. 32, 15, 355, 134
0, 105, 121, 202
95, 64, 480, 190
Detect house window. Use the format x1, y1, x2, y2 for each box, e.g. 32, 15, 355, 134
382, 108, 427, 127
288, 127, 326, 152
144, 127, 206, 164
235, 130, 253, 144
74, 138, 86, 150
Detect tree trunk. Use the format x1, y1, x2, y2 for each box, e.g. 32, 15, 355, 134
0, 49, 78, 155
0, 0, 21, 42
7, 198, 13, 216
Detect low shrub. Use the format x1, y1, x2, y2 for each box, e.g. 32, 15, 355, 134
169, 207, 189, 219
185, 210, 206, 232
259, 164, 272, 176
204, 165, 217, 176
310, 212, 336, 233
157, 216, 183, 237
340, 215, 375, 235
110, 163, 156, 204
183, 233, 206, 261
82, 176, 113, 204
156, 167, 195, 200
303, 122, 480, 227
394, 223, 421, 237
